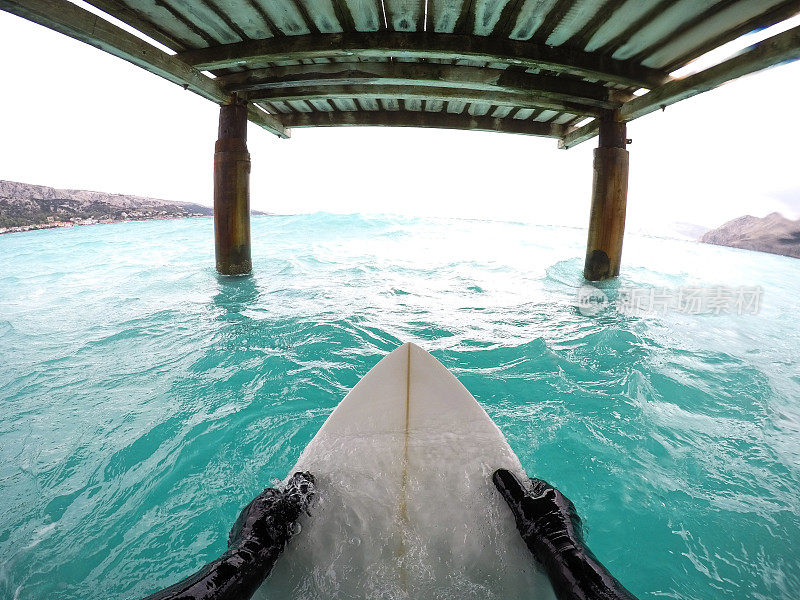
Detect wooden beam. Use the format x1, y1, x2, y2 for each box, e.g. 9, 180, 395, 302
330, 0, 356, 32
531, 0, 575, 44
281, 110, 567, 138
625, 0, 743, 67
176, 32, 669, 89
621, 23, 800, 122
563, 0, 628, 50
0, 0, 221, 100
244, 85, 604, 117
220, 62, 619, 109
0, 0, 289, 138
82, 0, 186, 51
560, 24, 800, 149
661, 0, 800, 73
591, 0, 682, 57
559, 119, 599, 150
247, 105, 289, 134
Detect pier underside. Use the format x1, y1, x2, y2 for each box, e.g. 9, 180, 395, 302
2, 0, 799, 277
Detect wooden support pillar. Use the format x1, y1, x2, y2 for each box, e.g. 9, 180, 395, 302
583, 111, 629, 281
214, 98, 252, 275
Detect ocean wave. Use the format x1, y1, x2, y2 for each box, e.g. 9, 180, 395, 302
1, 215, 799, 599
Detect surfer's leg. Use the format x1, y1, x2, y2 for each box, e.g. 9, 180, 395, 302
141, 472, 315, 600
493, 469, 639, 600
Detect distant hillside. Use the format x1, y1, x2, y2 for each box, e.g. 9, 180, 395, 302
700, 212, 800, 259
0, 180, 214, 234
629, 220, 710, 241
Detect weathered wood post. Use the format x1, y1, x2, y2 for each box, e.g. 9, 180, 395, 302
214, 97, 252, 275
583, 111, 629, 281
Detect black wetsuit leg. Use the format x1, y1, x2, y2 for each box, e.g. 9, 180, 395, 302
493, 469, 639, 600
141, 471, 314, 600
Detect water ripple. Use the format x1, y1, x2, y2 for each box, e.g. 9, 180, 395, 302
1, 215, 799, 599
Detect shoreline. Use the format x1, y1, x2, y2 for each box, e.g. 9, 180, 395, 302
0, 214, 212, 236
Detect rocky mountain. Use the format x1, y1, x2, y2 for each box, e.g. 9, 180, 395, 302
700, 212, 800, 258
0, 179, 213, 233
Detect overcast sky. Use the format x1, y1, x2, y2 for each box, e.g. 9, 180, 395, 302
1, 8, 798, 232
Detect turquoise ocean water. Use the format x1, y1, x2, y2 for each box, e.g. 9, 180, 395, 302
1, 214, 799, 600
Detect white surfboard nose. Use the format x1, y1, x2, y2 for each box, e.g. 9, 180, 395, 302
295, 340, 524, 442
263, 342, 549, 600
298, 341, 489, 439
